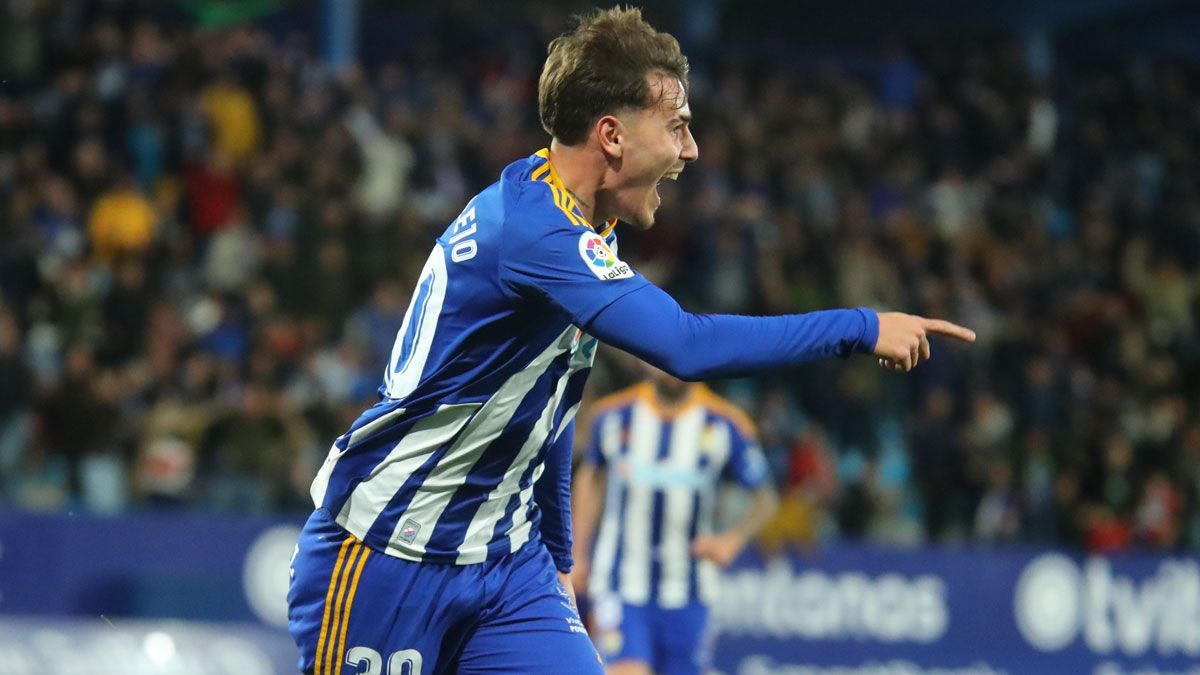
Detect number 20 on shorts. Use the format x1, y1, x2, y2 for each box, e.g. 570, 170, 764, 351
343, 647, 422, 675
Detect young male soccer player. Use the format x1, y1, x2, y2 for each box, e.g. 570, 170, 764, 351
573, 368, 779, 675
287, 7, 975, 675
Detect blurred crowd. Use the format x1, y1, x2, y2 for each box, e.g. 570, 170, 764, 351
1, 1, 1199, 554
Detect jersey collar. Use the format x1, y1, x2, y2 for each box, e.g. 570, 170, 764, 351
637, 381, 708, 419
533, 148, 618, 237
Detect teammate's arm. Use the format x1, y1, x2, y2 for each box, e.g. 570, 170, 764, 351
692, 413, 778, 567
570, 410, 609, 597
691, 484, 778, 568
570, 459, 606, 597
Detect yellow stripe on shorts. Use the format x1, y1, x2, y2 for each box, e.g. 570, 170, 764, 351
323, 541, 363, 675
314, 537, 355, 675
333, 545, 371, 675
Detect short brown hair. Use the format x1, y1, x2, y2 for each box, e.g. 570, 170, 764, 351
538, 6, 689, 146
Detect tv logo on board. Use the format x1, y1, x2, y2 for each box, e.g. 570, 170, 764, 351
1014, 554, 1200, 657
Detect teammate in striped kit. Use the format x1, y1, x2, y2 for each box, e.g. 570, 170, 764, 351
572, 370, 778, 675
287, 7, 975, 675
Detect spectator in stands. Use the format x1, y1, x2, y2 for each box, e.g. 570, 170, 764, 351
87, 173, 156, 263
0, 307, 33, 499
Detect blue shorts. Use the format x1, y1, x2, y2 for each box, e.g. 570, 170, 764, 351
590, 595, 711, 675
287, 508, 603, 675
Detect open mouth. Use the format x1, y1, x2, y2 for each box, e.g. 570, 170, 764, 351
652, 170, 683, 209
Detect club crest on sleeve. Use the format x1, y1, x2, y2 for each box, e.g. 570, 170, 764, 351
578, 232, 634, 281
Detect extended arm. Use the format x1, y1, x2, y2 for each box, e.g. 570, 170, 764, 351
586, 283, 879, 381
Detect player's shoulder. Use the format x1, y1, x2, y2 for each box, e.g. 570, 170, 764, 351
695, 385, 758, 438
587, 382, 650, 421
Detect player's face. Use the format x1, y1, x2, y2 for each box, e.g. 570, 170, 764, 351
613, 75, 698, 229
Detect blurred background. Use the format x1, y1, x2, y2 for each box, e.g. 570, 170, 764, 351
1, 0, 1199, 673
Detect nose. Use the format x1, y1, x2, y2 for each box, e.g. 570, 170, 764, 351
680, 126, 698, 163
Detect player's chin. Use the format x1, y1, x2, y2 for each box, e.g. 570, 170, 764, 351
633, 197, 660, 229
627, 209, 656, 230
616, 193, 659, 230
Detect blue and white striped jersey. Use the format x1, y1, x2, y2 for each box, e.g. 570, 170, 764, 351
310, 149, 648, 566
584, 383, 769, 608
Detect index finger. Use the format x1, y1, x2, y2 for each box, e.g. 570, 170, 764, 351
922, 318, 976, 342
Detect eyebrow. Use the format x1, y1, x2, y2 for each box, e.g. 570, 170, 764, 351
673, 111, 692, 124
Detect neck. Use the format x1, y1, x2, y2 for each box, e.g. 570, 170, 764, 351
547, 140, 605, 224
652, 380, 692, 408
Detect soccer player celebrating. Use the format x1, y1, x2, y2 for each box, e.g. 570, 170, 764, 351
287, 7, 975, 675
573, 367, 780, 675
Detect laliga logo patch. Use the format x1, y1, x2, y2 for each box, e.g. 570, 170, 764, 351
583, 235, 615, 268
579, 232, 634, 280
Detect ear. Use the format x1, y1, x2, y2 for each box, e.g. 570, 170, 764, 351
595, 115, 624, 159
